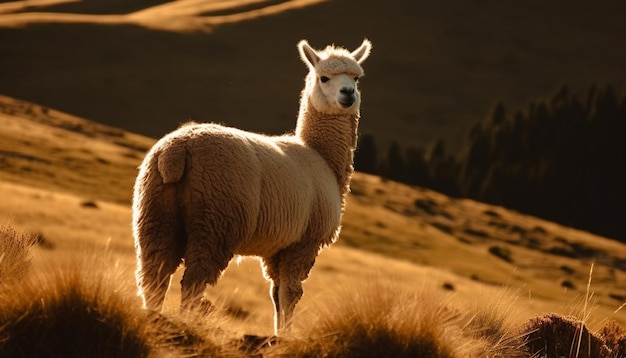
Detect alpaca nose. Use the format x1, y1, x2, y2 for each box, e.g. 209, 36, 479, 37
339, 88, 356, 108
340, 87, 355, 95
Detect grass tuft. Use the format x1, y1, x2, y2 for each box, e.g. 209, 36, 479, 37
0, 223, 37, 283
598, 320, 626, 356
457, 289, 529, 357
0, 231, 251, 357
522, 313, 611, 358
0, 257, 153, 357
272, 280, 530, 357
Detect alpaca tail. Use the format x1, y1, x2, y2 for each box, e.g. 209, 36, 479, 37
156, 146, 186, 184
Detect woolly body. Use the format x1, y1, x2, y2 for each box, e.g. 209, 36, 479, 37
136, 125, 341, 258
133, 39, 372, 333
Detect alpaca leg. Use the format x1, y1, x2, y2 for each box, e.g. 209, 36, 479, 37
273, 246, 317, 332
179, 179, 256, 313
277, 277, 303, 332
181, 258, 227, 313
134, 191, 184, 312
138, 255, 182, 311
262, 256, 282, 334
271, 281, 280, 331
180, 229, 235, 313
180, 271, 208, 312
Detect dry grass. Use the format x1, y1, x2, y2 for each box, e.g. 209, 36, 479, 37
1, 222, 625, 357
273, 281, 530, 357
0, 95, 152, 204
293, 283, 462, 357
0, 223, 37, 283
1, 97, 626, 356
0, 229, 151, 356
1, 234, 530, 357
523, 314, 611, 358
599, 321, 626, 357
0, 258, 152, 357
345, 174, 626, 327
0, 233, 248, 357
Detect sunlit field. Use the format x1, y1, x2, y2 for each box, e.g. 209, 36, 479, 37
1, 190, 624, 356
1, 0, 626, 349
1, 95, 625, 355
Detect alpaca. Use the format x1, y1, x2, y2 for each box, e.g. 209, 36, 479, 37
132, 39, 372, 333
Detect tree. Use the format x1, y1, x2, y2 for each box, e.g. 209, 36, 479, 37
404, 146, 429, 187
456, 84, 626, 242
426, 138, 459, 195
384, 140, 406, 182
354, 134, 378, 174
489, 101, 507, 127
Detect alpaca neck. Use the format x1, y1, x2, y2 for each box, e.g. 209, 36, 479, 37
296, 102, 359, 198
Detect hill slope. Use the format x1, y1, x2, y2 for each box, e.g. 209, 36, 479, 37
1, 0, 625, 153
1, 95, 625, 329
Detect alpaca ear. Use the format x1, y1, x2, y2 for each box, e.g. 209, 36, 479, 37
351, 39, 372, 64
298, 40, 320, 68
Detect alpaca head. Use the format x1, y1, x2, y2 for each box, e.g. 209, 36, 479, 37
299, 39, 372, 115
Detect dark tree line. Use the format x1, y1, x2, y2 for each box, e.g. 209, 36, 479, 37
355, 135, 459, 196
354, 85, 625, 242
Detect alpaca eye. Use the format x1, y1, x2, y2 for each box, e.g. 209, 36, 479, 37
320, 76, 329, 83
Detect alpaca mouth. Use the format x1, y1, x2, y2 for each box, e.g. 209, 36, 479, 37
339, 93, 356, 108
339, 100, 355, 108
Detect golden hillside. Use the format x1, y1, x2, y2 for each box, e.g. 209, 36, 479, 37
1, 94, 624, 334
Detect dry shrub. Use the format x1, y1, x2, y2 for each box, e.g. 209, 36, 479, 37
272, 280, 530, 358
291, 283, 457, 357
522, 313, 612, 358
146, 310, 243, 358
0, 224, 37, 283
0, 258, 154, 357
0, 248, 246, 357
598, 320, 626, 357
458, 289, 530, 358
